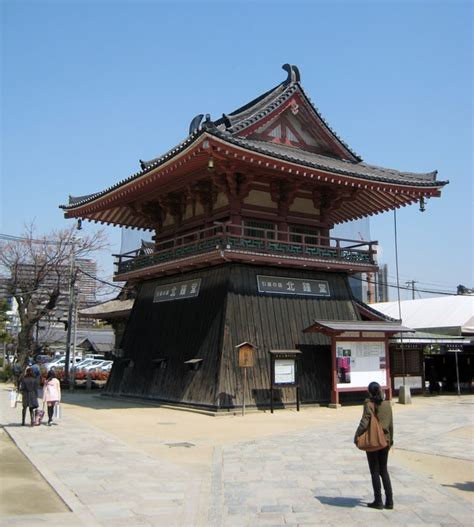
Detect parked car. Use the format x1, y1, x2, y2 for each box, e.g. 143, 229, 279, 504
42, 357, 65, 370
81, 360, 110, 372
98, 360, 113, 371
84, 354, 106, 361
75, 358, 97, 369
34, 354, 54, 365
100, 361, 113, 372
43, 356, 83, 371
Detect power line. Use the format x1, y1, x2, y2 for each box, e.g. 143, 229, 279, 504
1, 232, 121, 290
0, 233, 65, 245
76, 268, 122, 289
352, 274, 457, 296
386, 273, 460, 290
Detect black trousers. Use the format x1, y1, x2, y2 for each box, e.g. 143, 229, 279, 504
22, 406, 35, 425
366, 447, 392, 499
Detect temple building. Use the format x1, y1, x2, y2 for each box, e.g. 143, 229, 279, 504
61, 65, 447, 409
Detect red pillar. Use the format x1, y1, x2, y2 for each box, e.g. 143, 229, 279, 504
331, 338, 339, 405
384, 336, 392, 400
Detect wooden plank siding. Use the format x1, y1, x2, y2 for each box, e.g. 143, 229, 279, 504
104, 263, 360, 409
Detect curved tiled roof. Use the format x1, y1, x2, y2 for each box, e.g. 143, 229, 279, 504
215, 75, 362, 162
61, 65, 447, 212
218, 83, 296, 133
62, 125, 447, 212
68, 193, 98, 206
353, 298, 399, 322
61, 127, 206, 209
212, 133, 443, 187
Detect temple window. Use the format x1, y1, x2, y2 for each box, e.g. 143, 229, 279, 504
289, 225, 320, 245
243, 220, 276, 240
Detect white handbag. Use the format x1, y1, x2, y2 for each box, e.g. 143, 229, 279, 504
9, 389, 18, 408
53, 403, 62, 420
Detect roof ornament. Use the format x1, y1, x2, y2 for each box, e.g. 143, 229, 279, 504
201, 114, 216, 131
221, 113, 232, 129
189, 114, 205, 135
282, 63, 301, 84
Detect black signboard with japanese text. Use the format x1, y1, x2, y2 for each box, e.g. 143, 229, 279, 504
153, 278, 202, 303
257, 275, 330, 297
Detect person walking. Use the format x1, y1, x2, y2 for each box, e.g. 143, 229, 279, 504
354, 381, 394, 510
20, 367, 39, 426
12, 361, 23, 389
43, 369, 61, 426
30, 360, 41, 380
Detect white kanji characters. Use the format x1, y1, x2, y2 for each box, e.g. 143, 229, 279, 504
302, 282, 312, 293
319, 283, 328, 294
190, 282, 198, 294
170, 286, 177, 297
286, 281, 295, 292
179, 284, 187, 296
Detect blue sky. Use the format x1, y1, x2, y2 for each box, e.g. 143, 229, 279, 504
1, 0, 472, 301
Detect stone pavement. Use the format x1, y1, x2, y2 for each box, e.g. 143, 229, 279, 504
0, 386, 472, 526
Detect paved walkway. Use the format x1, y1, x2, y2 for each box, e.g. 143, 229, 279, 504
0, 386, 472, 526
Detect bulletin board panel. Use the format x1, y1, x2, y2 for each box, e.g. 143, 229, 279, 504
335, 340, 387, 390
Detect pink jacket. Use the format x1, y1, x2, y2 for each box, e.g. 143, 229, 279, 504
43, 378, 61, 402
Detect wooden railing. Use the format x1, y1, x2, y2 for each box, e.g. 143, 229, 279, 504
114, 223, 377, 276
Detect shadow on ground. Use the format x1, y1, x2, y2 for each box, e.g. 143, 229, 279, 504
62, 391, 170, 410
315, 496, 363, 508
443, 481, 474, 493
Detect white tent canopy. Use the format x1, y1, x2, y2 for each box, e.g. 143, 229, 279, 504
373, 296, 474, 336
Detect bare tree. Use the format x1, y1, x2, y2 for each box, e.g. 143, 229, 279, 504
0, 225, 108, 367
0, 299, 9, 343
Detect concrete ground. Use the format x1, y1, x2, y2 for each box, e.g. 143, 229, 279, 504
0, 428, 68, 515
0, 385, 472, 526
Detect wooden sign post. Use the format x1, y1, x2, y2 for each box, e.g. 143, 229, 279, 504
236, 342, 255, 416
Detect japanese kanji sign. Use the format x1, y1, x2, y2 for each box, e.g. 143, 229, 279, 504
153, 278, 202, 303
257, 275, 330, 297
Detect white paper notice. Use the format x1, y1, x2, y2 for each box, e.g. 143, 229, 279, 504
336, 341, 387, 389
274, 359, 296, 384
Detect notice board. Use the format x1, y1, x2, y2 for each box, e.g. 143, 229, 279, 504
335, 340, 386, 389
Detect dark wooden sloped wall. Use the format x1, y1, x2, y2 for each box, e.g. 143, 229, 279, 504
104, 263, 359, 409
105, 266, 229, 407
219, 265, 357, 407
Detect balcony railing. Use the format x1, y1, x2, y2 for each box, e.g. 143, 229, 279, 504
114, 223, 377, 277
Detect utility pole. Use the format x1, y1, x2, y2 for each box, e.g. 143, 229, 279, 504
405, 280, 417, 300
64, 238, 77, 388
71, 287, 78, 390
394, 208, 411, 404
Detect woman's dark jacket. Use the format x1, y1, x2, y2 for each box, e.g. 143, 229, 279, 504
20, 376, 39, 408
354, 398, 394, 447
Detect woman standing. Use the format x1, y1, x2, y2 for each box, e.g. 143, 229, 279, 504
354, 381, 394, 510
43, 369, 61, 426
20, 367, 39, 426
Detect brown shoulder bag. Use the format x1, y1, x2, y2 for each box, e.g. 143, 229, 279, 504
356, 402, 388, 452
